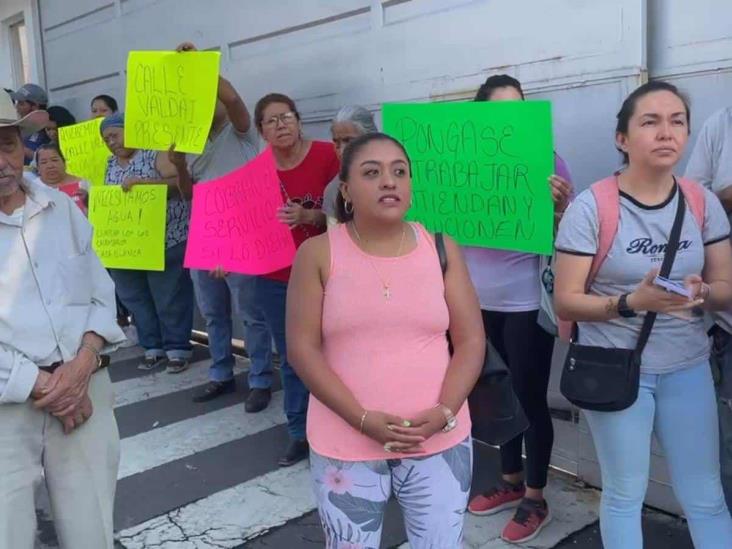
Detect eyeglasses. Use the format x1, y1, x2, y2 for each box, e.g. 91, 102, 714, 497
262, 111, 298, 129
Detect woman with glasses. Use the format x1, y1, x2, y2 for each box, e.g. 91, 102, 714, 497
253, 93, 339, 467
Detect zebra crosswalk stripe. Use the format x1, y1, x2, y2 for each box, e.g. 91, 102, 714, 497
117, 462, 313, 548
113, 359, 248, 408
118, 393, 286, 479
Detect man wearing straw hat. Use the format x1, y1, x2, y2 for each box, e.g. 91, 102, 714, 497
0, 88, 125, 549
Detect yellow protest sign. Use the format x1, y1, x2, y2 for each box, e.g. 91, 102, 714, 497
124, 50, 220, 154
88, 185, 168, 271
58, 118, 109, 186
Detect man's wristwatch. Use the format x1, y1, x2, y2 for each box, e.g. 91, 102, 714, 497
435, 404, 458, 433
617, 293, 637, 318
79, 343, 108, 370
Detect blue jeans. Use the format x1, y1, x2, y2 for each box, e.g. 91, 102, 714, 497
110, 242, 193, 360
253, 277, 308, 441
585, 361, 732, 549
711, 326, 732, 511
191, 270, 273, 388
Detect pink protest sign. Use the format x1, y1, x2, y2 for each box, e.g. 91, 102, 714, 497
184, 148, 296, 275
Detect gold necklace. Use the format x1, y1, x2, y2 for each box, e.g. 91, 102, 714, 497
351, 222, 407, 300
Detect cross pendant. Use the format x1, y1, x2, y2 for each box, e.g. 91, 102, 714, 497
383, 286, 391, 300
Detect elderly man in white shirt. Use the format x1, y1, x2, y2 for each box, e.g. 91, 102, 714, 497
0, 89, 125, 549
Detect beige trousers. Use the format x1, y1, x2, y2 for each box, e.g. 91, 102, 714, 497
0, 370, 120, 549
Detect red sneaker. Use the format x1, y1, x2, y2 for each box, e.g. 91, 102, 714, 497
501, 498, 552, 544
467, 481, 525, 516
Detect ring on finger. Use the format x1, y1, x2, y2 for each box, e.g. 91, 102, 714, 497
383, 443, 394, 453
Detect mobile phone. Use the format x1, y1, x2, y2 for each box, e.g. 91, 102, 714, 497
653, 275, 691, 298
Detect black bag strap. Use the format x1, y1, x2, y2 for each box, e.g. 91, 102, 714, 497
572, 179, 687, 355
435, 232, 509, 376
436, 232, 448, 275
633, 180, 686, 355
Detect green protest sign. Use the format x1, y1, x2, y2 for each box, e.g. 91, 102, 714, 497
382, 101, 554, 255
88, 185, 168, 271
124, 50, 220, 154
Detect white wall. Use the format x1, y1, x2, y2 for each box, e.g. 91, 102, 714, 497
649, 0, 732, 78
0, 0, 43, 90
39, 0, 646, 190
648, 0, 732, 172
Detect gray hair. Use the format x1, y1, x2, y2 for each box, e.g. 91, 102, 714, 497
332, 105, 377, 135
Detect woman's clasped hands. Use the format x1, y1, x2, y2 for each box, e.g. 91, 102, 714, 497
360, 407, 449, 453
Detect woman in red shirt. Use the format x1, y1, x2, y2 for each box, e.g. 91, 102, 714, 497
35, 143, 89, 214
253, 93, 339, 467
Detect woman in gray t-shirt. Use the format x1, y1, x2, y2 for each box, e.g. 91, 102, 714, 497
554, 81, 732, 548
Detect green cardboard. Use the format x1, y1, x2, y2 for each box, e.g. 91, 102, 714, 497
383, 101, 555, 255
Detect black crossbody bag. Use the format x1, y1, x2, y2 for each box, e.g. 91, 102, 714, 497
435, 233, 529, 445
559, 191, 686, 412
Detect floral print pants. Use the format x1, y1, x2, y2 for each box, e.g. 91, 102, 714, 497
310, 437, 473, 549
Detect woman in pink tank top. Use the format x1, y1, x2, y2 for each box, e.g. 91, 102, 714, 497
287, 133, 485, 548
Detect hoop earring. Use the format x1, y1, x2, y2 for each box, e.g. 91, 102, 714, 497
344, 200, 354, 214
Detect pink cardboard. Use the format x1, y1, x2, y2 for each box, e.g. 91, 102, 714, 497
184, 148, 296, 275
